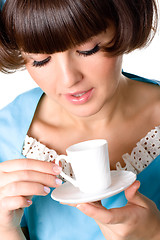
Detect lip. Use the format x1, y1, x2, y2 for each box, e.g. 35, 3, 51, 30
64, 88, 94, 105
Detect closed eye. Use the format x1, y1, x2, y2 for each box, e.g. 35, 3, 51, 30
32, 56, 51, 67
76, 44, 100, 57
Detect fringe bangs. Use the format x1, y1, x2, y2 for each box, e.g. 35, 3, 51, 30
3, 0, 110, 54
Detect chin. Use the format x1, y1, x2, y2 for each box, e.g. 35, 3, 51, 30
69, 105, 103, 118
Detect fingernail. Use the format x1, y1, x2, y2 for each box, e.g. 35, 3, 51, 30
76, 204, 86, 212
44, 186, 51, 194
53, 165, 62, 174
56, 178, 62, 185
133, 180, 140, 189
76, 204, 81, 209
27, 200, 32, 205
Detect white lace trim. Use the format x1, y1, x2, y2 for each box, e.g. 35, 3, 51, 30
116, 126, 160, 174
22, 126, 160, 176
22, 136, 74, 180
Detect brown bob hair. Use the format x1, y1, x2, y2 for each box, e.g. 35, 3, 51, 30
0, 0, 158, 73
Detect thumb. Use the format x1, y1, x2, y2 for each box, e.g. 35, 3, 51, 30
125, 180, 149, 208
125, 180, 140, 200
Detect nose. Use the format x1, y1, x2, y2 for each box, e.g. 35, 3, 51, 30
55, 52, 83, 88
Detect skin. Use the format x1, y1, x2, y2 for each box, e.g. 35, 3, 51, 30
0, 159, 62, 239
0, 27, 160, 239
76, 181, 160, 240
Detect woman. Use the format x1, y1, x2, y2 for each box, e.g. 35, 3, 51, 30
0, 0, 160, 239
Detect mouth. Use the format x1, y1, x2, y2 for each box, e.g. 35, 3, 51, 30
71, 91, 88, 97
64, 88, 94, 105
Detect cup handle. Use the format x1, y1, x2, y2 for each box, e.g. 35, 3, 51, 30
55, 155, 78, 187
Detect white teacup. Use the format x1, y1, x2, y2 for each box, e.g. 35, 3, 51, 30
55, 139, 111, 194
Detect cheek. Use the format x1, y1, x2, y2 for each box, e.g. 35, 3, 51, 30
100, 56, 122, 73
26, 67, 49, 88
26, 66, 40, 82
88, 55, 122, 77
98, 56, 122, 91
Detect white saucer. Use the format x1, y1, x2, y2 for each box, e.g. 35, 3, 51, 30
51, 170, 136, 204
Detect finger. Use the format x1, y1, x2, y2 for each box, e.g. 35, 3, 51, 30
60, 202, 77, 207
125, 180, 140, 200
0, 196, 32, 211
77, 182, 152, 225
77, 202, 140, 225
0, 181, 52, 197
0, 170, 62, 188
125, 180, 150, 208
91, 200, 102, 206
60, 200, 102, 208
77, 203, 115, 224
0, 159, 62, 175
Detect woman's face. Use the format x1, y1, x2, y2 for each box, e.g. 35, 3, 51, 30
23, 28, 123, 118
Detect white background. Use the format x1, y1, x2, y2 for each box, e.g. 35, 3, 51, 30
0, 29, 159, 109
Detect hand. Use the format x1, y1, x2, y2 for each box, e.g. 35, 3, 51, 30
0, 159, 62, 232
76, 181, 160, 240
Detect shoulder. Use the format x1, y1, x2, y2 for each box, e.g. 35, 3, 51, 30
0, 87, 43, 161
124, 72, 160, 124
123, 72, 160, 107
0, 87, 43, 120
137, 80, 160, 124
0, 87, 43, 132
1, 87, 43, 110
122, 72, 160, 86
124, 72, 160, 99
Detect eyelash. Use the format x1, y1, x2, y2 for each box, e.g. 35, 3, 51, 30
32, 56, 51, 67
32, 44, 100, 67
77, 44, 100, 57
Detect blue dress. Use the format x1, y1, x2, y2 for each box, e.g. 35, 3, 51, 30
0, 72, 160, 240
0, 0, 5, 10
